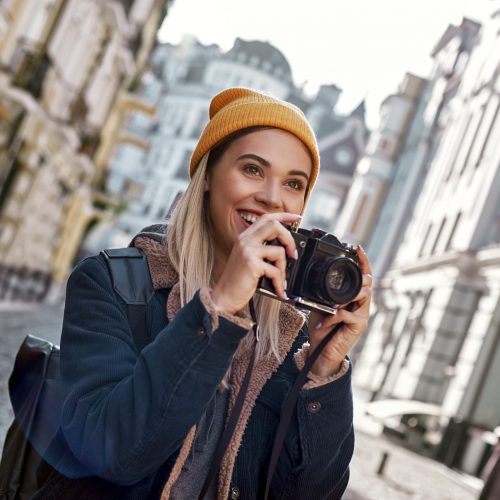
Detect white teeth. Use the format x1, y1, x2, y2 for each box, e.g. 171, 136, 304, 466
240, 211, 258, 224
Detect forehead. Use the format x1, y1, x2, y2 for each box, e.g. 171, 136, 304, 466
220, 128, 312, 171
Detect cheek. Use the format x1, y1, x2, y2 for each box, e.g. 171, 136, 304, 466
221, 175, 253, 206
286, 193, 306, 214
207, 184, 234, 223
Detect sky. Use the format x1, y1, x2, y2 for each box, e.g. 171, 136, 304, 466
157, 0, 495, 128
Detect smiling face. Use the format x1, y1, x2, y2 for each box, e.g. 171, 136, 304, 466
206, 128, 313, 262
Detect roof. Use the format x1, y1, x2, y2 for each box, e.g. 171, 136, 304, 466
431, 17, 481, 57
320, 136, 360, 177
350, 99, 366, 120
314, 114, 346, 140
224, 38, 292, 81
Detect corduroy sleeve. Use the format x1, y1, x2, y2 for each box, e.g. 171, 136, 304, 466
272, 356, 354, 499
60, 256, 249, 484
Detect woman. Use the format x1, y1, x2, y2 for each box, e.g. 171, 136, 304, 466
34, 88, 372, 499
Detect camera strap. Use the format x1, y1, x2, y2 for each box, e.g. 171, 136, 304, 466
263, 322, 344, 500
198, 299, 259, 500
199, 303, 343, 500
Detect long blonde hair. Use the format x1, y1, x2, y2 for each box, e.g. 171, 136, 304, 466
166, 153, 283, 361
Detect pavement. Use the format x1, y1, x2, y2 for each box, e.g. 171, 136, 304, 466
0, 301, 483, 499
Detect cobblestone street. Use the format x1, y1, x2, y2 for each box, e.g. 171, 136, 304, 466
0, 302, 483, 499
345, 428, 481, 499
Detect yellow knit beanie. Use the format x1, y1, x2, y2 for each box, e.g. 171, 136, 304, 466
190, 87, 320, 196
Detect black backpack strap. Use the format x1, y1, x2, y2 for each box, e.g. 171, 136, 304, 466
100, 248, 154, 351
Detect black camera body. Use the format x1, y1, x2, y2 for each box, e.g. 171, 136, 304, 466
257, 227, 362, 314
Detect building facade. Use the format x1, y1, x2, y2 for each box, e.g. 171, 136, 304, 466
303, 98, 367, 232
353, 7, 500, 477
0, 0, 170, 301
91, 36, 368, 251
364, 18, 481, 281
334, 73, 428, 250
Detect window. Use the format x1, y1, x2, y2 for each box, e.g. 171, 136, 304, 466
459, 111, 484, 176
430, 218, 446, 255
418, 223, 433, 257
335, 147, 354, 168
445, 113, 473, 182
309, 191, 340, 227
445, 212, 462, 251
475, 99, 500, 169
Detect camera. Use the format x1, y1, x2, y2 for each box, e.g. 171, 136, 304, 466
257, 227, 362, 314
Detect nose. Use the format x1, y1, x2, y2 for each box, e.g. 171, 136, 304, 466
254, 179, 283, 210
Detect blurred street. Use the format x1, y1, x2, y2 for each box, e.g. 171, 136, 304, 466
0, 302, 483, 498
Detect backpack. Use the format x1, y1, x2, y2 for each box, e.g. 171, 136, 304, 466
0, 247, 154, 500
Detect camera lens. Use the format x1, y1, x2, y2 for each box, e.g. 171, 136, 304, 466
327, 269, 345, 291
308, 257, 362, 305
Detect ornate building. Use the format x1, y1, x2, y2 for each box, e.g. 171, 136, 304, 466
364, 18, 480, 281
0, 0, 170, 301
335, 72, 428, 252
87, 37, 368, 251
353, 8, 500, 478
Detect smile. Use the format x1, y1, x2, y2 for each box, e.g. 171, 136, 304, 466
238, 211, 260, 224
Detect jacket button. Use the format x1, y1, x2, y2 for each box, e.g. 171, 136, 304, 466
197, 326, 206, 337
230, 486, 240, 499
308, 401, 321, 414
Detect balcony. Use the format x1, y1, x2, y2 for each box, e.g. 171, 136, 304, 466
10, 43, 50, 99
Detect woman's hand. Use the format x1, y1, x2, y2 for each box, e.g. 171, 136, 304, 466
211, 212, 301, 315
307, 246, 372, 377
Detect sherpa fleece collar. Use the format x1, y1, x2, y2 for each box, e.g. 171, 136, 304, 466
132, 228, 305, 499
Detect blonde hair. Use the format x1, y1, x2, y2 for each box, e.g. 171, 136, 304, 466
167, 153, 283, 361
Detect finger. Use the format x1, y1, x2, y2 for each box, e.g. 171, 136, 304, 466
349, 285, 372, 306
334, 308, 368, 333
315, 288, 370, 327
248, 217, 298, 259
316, 307, 367, 335
308, 310, 328, 332
258, 244, 287, 281
260, 212, 303, 224
362, 273, 373, 288
262, 262, 287, 299
247, 212, 302, 228
356, 245, 372, 276
339, 282, 372, 311
345, 287, 371, 314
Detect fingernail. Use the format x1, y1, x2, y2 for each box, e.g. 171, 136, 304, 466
294, 249, 298, 260
315, 321, 322, 330
358, 245, 365, 253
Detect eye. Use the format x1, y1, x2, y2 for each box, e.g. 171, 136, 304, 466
286, 179, 306, 191
242, 164, 263, 176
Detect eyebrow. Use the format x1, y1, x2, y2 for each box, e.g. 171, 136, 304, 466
236, 154, 310, 182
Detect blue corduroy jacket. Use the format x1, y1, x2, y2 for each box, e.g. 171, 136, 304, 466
36, 233, 354, 499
